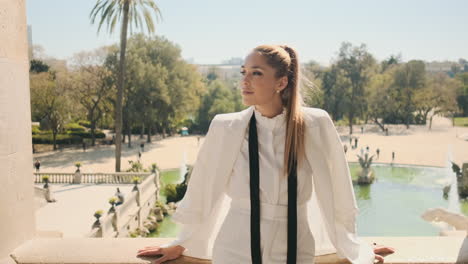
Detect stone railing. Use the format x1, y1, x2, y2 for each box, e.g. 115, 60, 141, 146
8, 236, 468, 264
88, 171, 160, 238
34, 172, 151, 184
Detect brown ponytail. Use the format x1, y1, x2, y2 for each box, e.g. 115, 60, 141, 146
253, 45, 305, 177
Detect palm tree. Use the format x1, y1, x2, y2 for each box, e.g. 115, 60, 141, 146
90, 0, 162, 171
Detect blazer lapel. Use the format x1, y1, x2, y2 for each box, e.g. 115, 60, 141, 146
220, 106, 255, 180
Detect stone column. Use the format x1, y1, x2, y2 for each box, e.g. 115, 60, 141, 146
0, 0, 35, 259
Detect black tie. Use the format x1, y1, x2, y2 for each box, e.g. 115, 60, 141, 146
249, 112, 297, 264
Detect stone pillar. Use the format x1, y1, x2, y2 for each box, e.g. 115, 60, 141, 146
73, 171, 82, 184
0, 0, 35, 258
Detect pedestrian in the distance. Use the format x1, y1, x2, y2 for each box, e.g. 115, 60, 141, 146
34, 159, 41, 172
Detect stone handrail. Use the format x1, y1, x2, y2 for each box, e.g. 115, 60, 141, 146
9, 236, 468, 264
34, 173, 74, 184
34, 172, 151, 184
88, 172, 159, 238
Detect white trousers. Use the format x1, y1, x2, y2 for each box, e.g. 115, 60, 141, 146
212, 199, 316, 264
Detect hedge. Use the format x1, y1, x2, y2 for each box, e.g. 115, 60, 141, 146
77, 120, 91, 128
32, 126, 41, 135
32, 134, 82, 144
68, 130, 105, 139
64, 123, 86, 132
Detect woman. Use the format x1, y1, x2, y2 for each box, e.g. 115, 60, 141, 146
137, 45, 394, 263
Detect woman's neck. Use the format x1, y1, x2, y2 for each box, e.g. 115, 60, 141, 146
254, 102, 284, 118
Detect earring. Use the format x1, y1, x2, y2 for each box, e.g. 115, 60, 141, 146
276, 90, 280, 94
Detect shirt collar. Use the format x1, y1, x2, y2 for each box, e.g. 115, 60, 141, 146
253, 106, 287, 132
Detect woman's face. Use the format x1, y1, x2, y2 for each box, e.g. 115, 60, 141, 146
240, 51, 286, 106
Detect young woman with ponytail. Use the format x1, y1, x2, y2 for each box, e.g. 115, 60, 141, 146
137, 45, 394, 263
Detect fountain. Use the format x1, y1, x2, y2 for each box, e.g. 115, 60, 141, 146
446, 148, 461, 213
179, 149, 188, 184
356, 150, 375, 185
422, 148, 463, 234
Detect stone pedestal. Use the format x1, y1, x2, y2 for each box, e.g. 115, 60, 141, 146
73, 172, 82, 184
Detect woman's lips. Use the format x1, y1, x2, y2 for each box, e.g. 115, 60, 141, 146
242, 90, 254, 95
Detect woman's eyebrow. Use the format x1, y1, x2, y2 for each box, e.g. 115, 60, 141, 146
241, 65, 264, 70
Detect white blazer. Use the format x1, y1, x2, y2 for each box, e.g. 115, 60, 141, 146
171, 105, 375, 264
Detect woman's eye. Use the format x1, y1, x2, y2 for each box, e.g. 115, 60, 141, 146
240, 71, 246, 75
253, 71, 262, 76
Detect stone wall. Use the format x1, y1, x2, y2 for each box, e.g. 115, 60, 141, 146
0, 0, 35, 258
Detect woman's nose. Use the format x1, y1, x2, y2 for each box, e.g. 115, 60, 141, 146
242, 75, 250, 86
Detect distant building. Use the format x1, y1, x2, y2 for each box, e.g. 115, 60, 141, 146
425, 61, 457, 72
196, 64, 242, 84
222, 57, 244, 65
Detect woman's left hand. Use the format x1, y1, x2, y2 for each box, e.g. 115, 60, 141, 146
373, 244, 395, 263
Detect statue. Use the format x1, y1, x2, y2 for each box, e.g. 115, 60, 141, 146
355, 152, 375, 185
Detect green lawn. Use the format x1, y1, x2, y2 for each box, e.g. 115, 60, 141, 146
160, 169, 182, 185
454, 117, 468, 127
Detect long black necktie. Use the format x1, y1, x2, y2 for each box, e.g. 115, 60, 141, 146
249, 112, 297, 264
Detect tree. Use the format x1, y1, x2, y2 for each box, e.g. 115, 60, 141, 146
380, 54, 401, 73
367, 68, 398, 131
90, 0, 162, 172
30, 59, 50, 73
30, 72, 71, 150
71, 48, 114, 146
455, 72, 468, 116
320, 65, 350, 120
302, 61, 324, 109
392, 60, 426, 128
335, 42, 376, 133
104, 34, 206, 142
413, 73, 459, 129
196, 80, 242, 133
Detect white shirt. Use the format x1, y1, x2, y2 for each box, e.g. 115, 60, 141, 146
227, 106, 313, 206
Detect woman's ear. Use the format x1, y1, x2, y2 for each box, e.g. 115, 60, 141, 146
277, 76, 288, 91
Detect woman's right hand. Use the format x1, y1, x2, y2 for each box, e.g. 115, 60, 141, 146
137, 245, 185, 263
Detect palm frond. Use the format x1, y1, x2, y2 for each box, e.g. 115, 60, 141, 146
90, 0, 162, 35
90, 0, 107, 23
109, 13, 119, 34
142, 7, 155, 34
90, 0, 114, 34
143, 0, 162, 22
100, 1, 117, 33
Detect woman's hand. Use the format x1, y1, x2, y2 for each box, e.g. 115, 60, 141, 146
373, 243, 395, 263
137, 245, 185, 263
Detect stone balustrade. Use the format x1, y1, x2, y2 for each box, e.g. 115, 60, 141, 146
7, 236, 468, 264
88, 171, 160, 238
34, 172, 151, 184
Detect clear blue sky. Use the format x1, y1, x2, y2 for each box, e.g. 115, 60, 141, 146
26, 0, 468, 65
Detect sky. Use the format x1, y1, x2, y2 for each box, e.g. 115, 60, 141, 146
26, 0, 468, 65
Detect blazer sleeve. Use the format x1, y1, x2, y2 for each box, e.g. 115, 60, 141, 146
320, 111, 375, 264
163, 115, 230, 260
